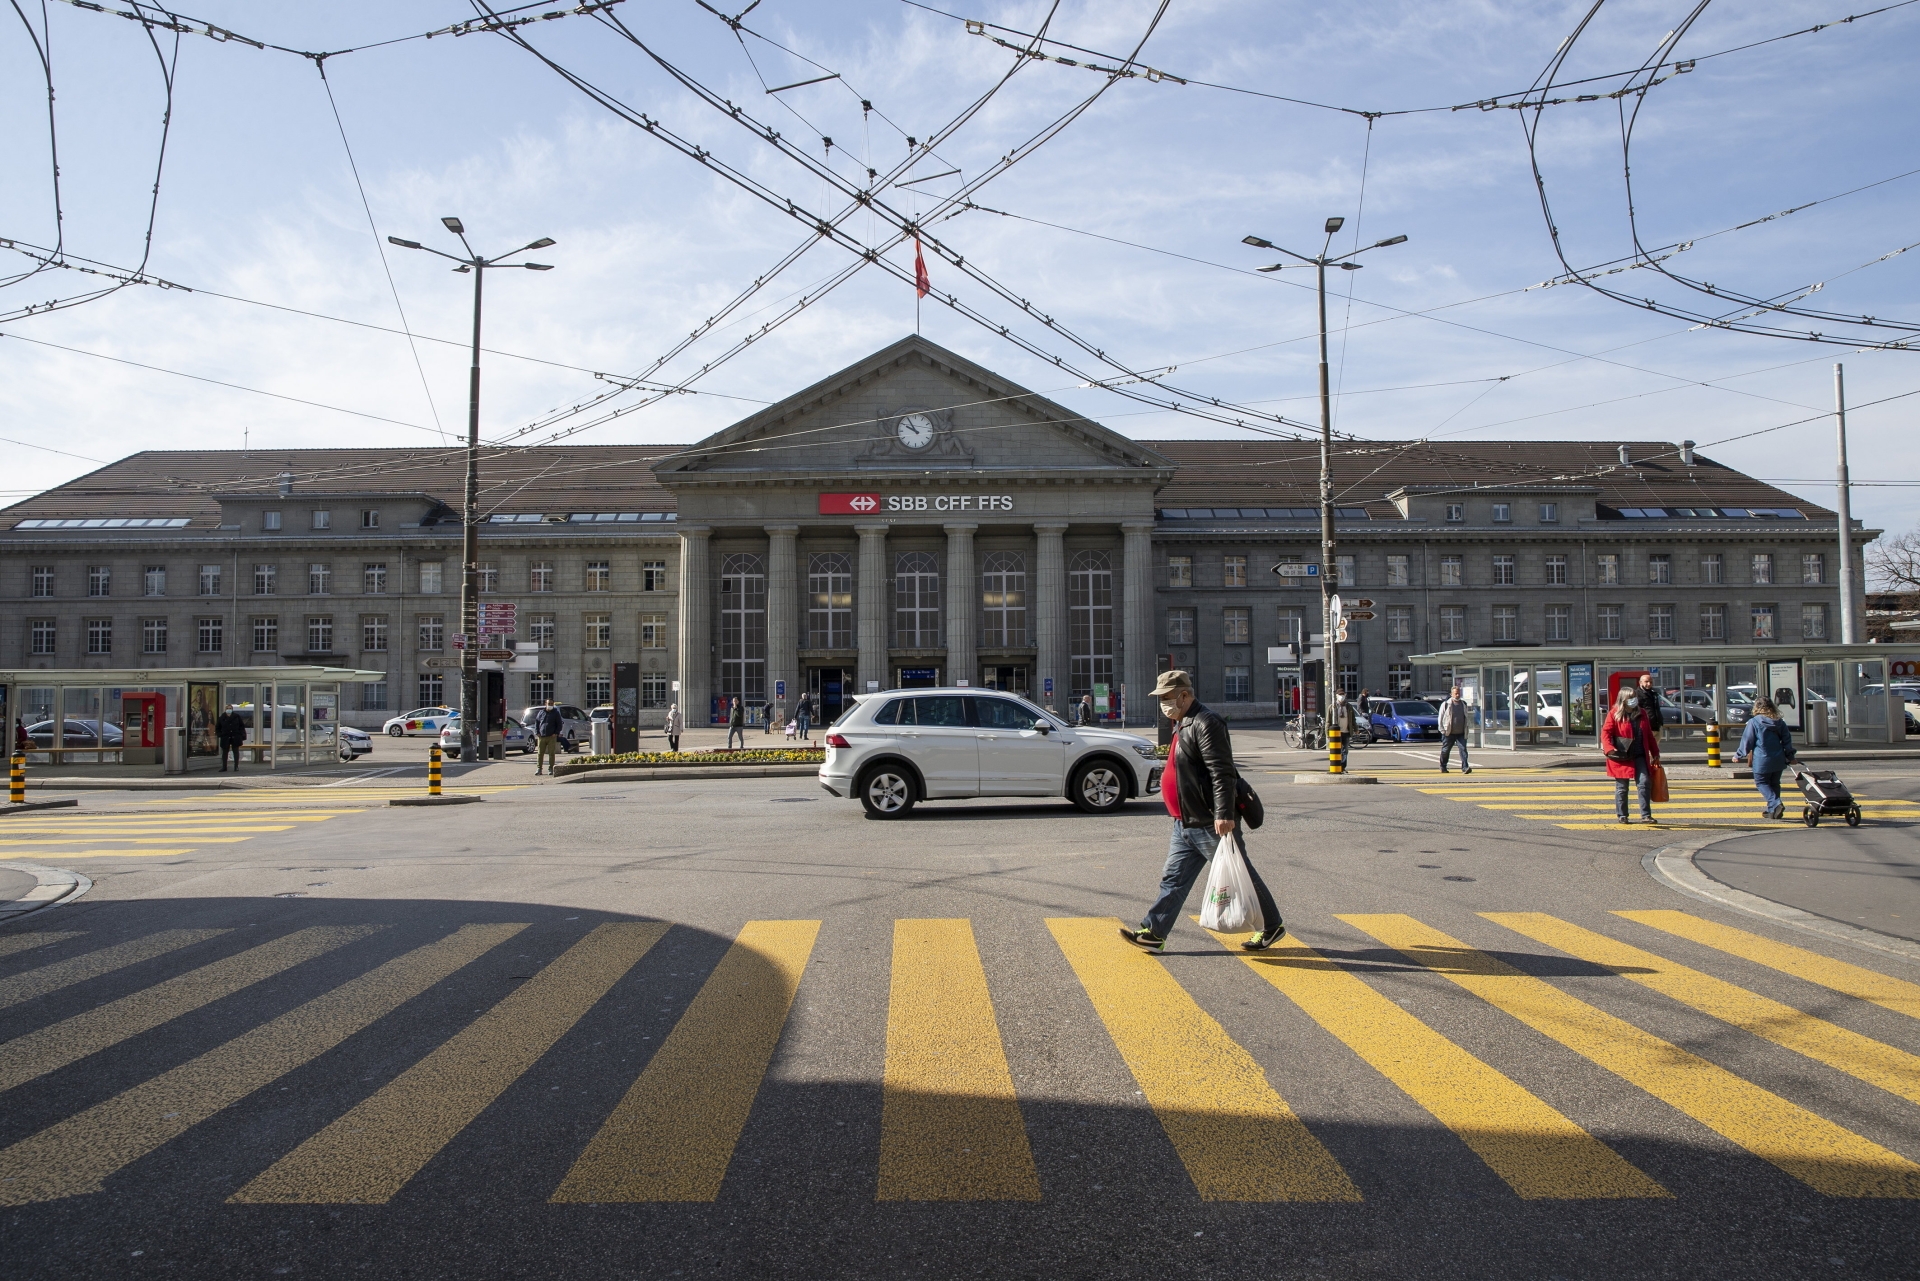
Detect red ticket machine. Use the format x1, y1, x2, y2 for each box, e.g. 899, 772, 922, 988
122, 692, 166, 765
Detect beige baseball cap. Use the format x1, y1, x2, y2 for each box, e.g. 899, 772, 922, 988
1151, 670, 1193, 697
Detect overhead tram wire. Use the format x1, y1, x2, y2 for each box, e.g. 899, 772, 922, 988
1, 0, 65, 294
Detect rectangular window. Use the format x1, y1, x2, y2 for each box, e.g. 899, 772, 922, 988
1068, 552, 1115, 699
1491, 503, 1511, 523
86, 619, 111, 654
1802, 602, 1828, 640
1649, 604, 1674, 641
640, 614, 668, 648
893, 552, 941, 648
1545, 554, 1567, 585
1801, 552, 1826, 585
585, 675, 612, 706
88, 565, 110, 597
1223, 555, 1247, 588
477, 563, 498, 594
419, 561, 444, 594
308, 562, 331, 595
199, 564, 222, 596
419, 673, 443, 706
1276, 607, 1305, 645
1597, 605, 1623, 641
252, 616, 279, 653
809, 552, 856, 649
363, 562, 387, 594
585, 561, 611, 592
530, 613, 555, 650
1700, 604, 1726, 641
144, 565, 166, 596
311, 510, 331, 530
642, 674, 669, 709
529, 673, 555, 704
977, 552, 1025, 649
584, 613, 612, 649
1166, 555, 1192, 588
1545, 604, 1571, 642
418, 615, 444, 651
1702, 553, 1723, 585
1752, 604, 1776, 640
360, 509, 379, 529
362, 682, 387, 711
1222, 607, 1250, 645
1595, 553, 1619, 585
362, 615, 388, 652
253, 564, 277, 595
1751, 553, 1773, 585
1338, 662, 1360, 699
1492, 605, 1518, 642
262, 511, 282, 531
529, 561, 553, 592
1335, 555, 1355, 587
1648, 553, 1671, 585
643, 560, 668, 592
1439, 605, 1465, 644
1223, 666, 1250, 701
1386, 554, 1410, 587
308, 615, 333, 652
30, 619, 55, 655
142, 617, 167, 654
1166, 608, 1196, 646
197, 616, 223, 653
1386, 606, 1412, 643
1439, 555, 1462, 587
1492, 554, 1515, 585
31, 565, 55, 598
1445, 504, 1464, 523
1539, 503, 1558, 523
1386, 663, 1414, 697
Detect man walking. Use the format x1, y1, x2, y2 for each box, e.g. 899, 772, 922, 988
726, 695, 747, 750
531, 700, 562, 775
1438, 685, 1473, 774
665, 702, 683, 753
1076, 693, 1095, 726
795, 694, 811, 742
1121, 670, 1285, 953
1637, 672, 1666, 735
215, 706, 247, 773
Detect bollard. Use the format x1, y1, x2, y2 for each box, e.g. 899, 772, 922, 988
9, 752, 23, 804
1328, 726, 1345, 775
1706, 722, 1721, 769
428, 744, 442, 797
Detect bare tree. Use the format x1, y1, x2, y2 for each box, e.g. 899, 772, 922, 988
1867, 527, 1920, 592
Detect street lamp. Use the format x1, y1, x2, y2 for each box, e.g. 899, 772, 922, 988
1242, 220, 1406, 739
389, 220, 556, 763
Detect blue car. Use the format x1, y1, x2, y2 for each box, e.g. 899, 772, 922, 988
1367, 698, 1442, 742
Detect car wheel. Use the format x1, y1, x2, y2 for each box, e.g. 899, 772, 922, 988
387, 725, 404, 737
1070, 761, 1127, 814
859, 766, 916, 819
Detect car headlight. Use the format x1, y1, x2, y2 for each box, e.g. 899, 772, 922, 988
1131, 743, 1158, 759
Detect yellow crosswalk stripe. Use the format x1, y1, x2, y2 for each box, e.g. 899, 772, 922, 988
0, 933, 80, 959
1340, 914, 1920, 1198
0, 922, 522, 1206
878, 919, 1039, 1202
232, 922, 666, 1204
1201, 925, 1665, 1200
552, 919, 820, 1203
0, 929, 228, 1010
1046, 917, 1359, 1202
0, 810, 351, 859
0, 926, 381, 1093
1615, 911, 1920, 1021
0, 850, 199, 860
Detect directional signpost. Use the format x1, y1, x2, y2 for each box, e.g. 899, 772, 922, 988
1273, 562, 1319, 578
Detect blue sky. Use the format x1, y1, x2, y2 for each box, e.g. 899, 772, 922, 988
3, 0, 1916, 536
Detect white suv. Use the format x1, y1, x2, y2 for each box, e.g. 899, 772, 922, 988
819, 688, 1160, 818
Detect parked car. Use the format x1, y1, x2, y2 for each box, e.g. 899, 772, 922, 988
382, 706, 454, 738
1365, 698, 1442, 742
437, 715, 534, 756
589, 704, 614, 724
518, 704, 590, 747
1533, 691, 1565, 726
336, 725, 373, 761
1858, 684, 1920, 735
820, 689, 1157, 818
22, 719, 125, 747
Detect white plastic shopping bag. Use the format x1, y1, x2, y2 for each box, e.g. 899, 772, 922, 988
1198, 834, 1263, 933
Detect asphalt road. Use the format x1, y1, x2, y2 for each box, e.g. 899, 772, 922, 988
4, 761, 1920, 1280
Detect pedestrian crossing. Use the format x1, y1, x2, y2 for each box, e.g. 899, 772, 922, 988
0, 809, 357, 859
1404, 777, 1920, 830
2, 910, 1918, 1207
141, 784, 523, 807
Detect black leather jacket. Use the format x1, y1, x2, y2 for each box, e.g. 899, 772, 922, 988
1171, 701, 1237, 828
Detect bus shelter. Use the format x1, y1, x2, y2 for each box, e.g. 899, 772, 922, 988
0, 666, 389, 771
1406, 645, 1911, 750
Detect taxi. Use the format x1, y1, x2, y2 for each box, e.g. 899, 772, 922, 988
381, 706, 454, 737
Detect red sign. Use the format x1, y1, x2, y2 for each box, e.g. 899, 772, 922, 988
819, 492, 881, 515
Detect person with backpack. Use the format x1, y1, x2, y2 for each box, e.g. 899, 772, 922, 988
1733, 697, 1796, 820
531, 700, 564, 775
1120, 669, 1285, 954
1602, 685, 1660, 823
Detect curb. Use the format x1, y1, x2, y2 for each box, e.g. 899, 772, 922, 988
1, 799, 81, 815
0, 861, 94, 920
388, 795, 485, 807
1642, 834, 1920, 964
554, 764, 822, 783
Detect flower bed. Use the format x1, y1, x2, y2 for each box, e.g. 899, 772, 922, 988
569, 747, 825, 767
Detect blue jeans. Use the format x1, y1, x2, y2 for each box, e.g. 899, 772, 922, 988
1440, 735, 1470, 771
1755, 768, 1784, 813
797, 714, 810, 740
1143, 821, 1280, 939
1615, 768, 1652, 819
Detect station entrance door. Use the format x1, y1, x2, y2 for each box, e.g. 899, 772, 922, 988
807, 667, 853, 726
979, 665, 1029, 697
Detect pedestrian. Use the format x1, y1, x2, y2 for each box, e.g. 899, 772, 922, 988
1733, 697, 1795, 820
1602, 684, 1660, 823
727, 695, 747, 750
14, 719, 31, 755
665, 702, 683, 753
1076, 693, 1095, 727
1331, 689, 1356, 746
1637, 672, 1666, 735
215, 706, 247, 773
795, 694, 811, 742
1121, 670, 1286, 954
1437, 685, 1472, 774
531, 699, 563, 775
763, 698, 775, 734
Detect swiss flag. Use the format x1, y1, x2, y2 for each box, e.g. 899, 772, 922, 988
913, 237, 930, 298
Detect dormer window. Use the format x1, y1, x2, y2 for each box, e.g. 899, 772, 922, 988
263, 511, 282, 531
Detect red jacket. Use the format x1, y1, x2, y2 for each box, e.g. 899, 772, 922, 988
1601, 711, 1659, 779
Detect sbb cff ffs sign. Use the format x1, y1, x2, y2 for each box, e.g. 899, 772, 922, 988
819, 493, 1014, 514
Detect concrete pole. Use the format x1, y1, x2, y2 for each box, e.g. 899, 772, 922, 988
1834, 364, 1858, 644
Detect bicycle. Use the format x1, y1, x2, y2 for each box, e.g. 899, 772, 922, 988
1282, 713, 1325, 751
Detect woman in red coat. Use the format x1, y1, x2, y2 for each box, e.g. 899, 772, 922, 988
1601, 685, 1660, 823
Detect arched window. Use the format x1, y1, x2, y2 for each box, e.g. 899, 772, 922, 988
1068, 549, 1114, 699
980, 551, 1027, 647
720, 552, 766, 702
893, 550, 941, 648
807, 552, 853, 649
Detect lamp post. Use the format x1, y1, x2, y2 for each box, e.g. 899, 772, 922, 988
1241, 220, 1406, 732
389, 218, 555, 763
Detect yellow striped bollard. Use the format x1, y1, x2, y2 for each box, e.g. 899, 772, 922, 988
427, 744, 443, 796
1328, 725, 1345, 775
9, 752, 24, 804
1706, 722, 1722, 768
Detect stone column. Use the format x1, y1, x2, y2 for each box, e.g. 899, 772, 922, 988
1122, 521, 1156, 728
1033, 522, 1069, 713
943, 522, 977, 688
765, 524, 799, 719
675, 526, 711, 724
856, 523, 889, 695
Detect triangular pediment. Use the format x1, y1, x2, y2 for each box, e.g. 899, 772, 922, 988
653, 335, 1174, 483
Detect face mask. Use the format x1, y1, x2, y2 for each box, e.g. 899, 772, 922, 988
1160, 700, 1183, 721
1623, 696, 1638, 709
